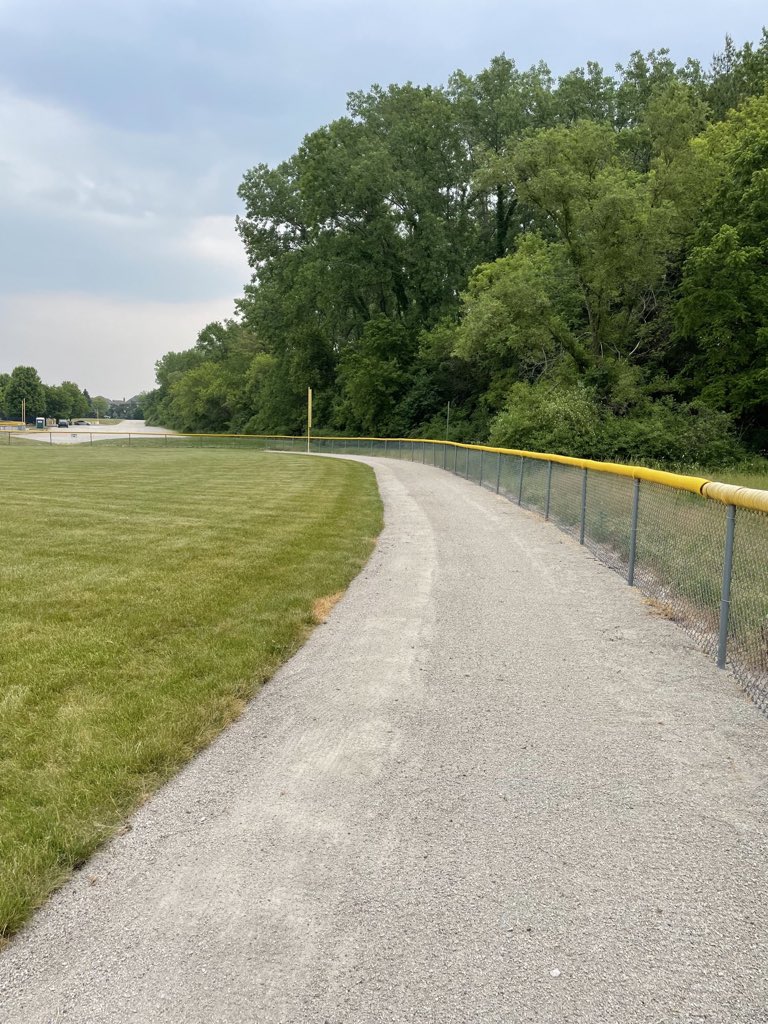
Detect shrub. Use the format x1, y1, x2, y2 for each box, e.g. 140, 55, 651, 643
488, 382, 745, 466
599, 401, 745, 466
488, 381, 604, 457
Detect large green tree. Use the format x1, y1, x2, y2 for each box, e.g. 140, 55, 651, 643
45, 381, 90, 420
512, 121, 676, 361
674, 93, 768, 444
0, 373, 10, 418
5, 366, 45, 420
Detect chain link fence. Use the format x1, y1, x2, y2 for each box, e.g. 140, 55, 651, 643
7, 428, 765, 713
6, 430, 281, 450
363, 437, 767, 716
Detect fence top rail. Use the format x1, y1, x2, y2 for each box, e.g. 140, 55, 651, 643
700, 480, 768, 513
12, 428, 766, 512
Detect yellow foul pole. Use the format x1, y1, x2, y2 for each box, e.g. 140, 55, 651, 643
307, 387, 312, 453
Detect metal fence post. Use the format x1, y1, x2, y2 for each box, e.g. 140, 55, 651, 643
453, 445, 458, 474
496, 452, 502, 494
517, 457, 525, 505
479, 450, 484, 488
384, 438, 388, 457
545, 461, 553, 520
717, 505, 737, 669
465, 449, 470, 479
579, 468, 588, 544
443, 444, 447, 470
627, 478, 640, 586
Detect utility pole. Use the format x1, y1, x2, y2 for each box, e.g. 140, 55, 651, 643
21, 397, 25, 426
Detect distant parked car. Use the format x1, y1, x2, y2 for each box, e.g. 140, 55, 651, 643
73, 420, 90, 425
57, 419, 70, 428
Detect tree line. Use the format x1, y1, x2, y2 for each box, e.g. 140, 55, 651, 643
144, 33, 768, 465
0, 365, 141, 422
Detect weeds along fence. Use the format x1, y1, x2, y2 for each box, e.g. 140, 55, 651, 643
8, 428, 767, 714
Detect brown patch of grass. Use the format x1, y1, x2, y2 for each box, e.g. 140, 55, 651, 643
312, 590, 345, 623
643, 596, 684, 622
643, 593, 692, 622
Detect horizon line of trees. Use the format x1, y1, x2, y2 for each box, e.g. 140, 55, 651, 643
144, 32, 768, 467
0, 365, 145, 422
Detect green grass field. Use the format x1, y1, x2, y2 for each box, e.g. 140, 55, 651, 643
0, 446, 382, 941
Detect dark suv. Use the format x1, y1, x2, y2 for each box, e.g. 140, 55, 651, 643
57, 419, 70, 428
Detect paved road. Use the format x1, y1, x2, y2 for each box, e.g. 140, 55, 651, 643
2, 457, 767, 1023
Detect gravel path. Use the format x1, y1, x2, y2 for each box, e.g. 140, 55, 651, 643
2, 457, 767, 1023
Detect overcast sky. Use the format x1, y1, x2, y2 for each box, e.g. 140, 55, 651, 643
0, 0, 765, 399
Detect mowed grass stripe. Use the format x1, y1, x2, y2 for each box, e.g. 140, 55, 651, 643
0, 447, 382, 940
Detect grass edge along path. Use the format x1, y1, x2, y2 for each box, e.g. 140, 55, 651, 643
0, 447, 382, 943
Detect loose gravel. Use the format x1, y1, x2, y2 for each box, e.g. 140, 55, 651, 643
1, 457, 767, 1023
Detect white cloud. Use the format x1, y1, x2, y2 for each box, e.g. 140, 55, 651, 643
0, 87, 188, 222
0, 292, 237, 397
181, 215, 248, 271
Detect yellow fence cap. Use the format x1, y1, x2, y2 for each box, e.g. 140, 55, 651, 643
702, 481, 768, 513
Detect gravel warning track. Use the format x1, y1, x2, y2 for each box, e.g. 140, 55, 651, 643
1, 457, 767, 1023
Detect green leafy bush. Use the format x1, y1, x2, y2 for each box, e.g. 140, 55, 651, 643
600, 400, 745, 465
489, 381, 745, 465
488, 381, 604, 456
